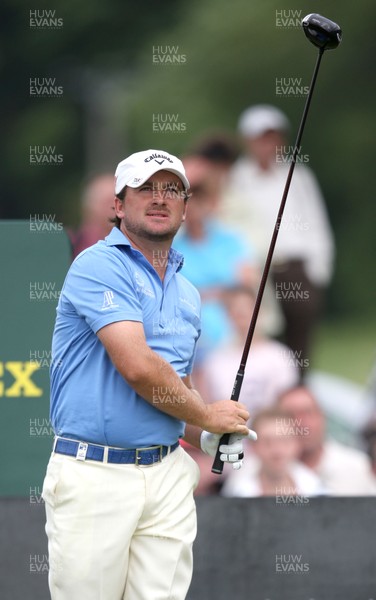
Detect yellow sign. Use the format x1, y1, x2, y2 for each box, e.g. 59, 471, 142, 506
0, 362, 43, 397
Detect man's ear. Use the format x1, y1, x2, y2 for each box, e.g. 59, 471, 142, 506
114, 196, 125, 219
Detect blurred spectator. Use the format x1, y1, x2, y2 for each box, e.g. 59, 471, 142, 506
278, 385, 376, 495
365, 359, 376, 416
190, 134, 285, 337
221, 408, 324, 497
221, 104, 335, 372
363, 362, 376, 484
202, 285, 299, 414
173, 156, 258, 367
69, 173, 115, 258
189, 131, 240, 199
190, 131, 240, 170
363, 419, 376, 481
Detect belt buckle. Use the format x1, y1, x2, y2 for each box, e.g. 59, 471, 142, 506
135, 448, 142, 465
135, 445, 163, 466
156, 445, 163, 464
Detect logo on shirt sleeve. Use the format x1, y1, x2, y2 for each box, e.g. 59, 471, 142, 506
101, 290, 120, 311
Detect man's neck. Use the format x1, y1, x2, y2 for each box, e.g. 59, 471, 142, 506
120, 226, 172, 281
259, 468, 296, 495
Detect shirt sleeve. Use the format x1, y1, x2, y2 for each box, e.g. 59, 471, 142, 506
60, 246, 143, 333
185, 336, 199, 375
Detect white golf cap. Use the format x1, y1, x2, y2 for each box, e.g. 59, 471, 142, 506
114, 149, 190, 194
238, 105, 290, 138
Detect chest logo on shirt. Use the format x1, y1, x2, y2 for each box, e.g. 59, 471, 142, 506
134, 271, 155, 298
101, 290, 120, 311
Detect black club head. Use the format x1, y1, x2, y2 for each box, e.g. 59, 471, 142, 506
302, 14, 342, 50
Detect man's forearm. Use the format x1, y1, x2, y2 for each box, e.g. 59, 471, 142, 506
120, 346, 208, 427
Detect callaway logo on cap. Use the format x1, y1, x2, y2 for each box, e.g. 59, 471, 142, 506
144, 152, 174, 165
114, 149, 190, 195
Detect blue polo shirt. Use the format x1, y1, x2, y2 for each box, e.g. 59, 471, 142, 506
50, 227, 201, 448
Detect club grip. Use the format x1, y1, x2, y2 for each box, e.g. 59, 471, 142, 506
211, 371, 244, 474
211, 433, 230, 474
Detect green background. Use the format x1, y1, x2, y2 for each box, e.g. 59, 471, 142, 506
0, 222, 71, 495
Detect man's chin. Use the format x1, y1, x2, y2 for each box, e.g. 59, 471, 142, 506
140, 226, 179, 242
121, 218, 181, 243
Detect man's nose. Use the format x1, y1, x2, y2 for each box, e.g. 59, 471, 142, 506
152, 190, 166, 203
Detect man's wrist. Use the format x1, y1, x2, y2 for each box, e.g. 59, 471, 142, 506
185, 389, 208, 428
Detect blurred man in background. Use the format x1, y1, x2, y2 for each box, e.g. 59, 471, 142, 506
278, 386, 376, 495
221, 105, 335, 373
189, 131, 240, 199
221, 408, 324, 497
69, 173, 115, 258
363, 417, 376, 490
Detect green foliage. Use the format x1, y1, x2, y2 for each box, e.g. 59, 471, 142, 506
313, 317, 376, 385
0, 0, 188, 222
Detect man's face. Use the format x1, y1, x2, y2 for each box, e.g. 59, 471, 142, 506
226, 291, 254, 337
115, 170, 187, 242
246, 130, 285, 166
279, 389, 325, 454
84, 175, 116, 224
182, 157, 217, 228
184, 183, 215, 227
253, 418, 300, 478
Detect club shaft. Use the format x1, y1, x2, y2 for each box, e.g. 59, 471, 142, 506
211, 48, 324, 475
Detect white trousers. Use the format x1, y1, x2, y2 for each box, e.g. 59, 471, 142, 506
42, 445, 200, 600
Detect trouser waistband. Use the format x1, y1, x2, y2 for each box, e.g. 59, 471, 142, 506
53, 436, 180, 465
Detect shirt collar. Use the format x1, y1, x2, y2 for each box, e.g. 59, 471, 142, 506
105, 227, 184, 272
105, 226, 132, 247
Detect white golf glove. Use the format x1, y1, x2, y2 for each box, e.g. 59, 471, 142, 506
200, 429, 257, 470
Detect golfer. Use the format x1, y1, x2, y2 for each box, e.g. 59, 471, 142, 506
42, 149, 254, 600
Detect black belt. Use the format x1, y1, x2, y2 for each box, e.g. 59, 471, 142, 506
53, 437, 179, 466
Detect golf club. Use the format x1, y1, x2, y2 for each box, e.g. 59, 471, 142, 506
211, 13, 342, 474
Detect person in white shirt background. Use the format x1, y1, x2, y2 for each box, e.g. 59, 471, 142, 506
278, 386, 376, 495
221, 104, 335, 374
